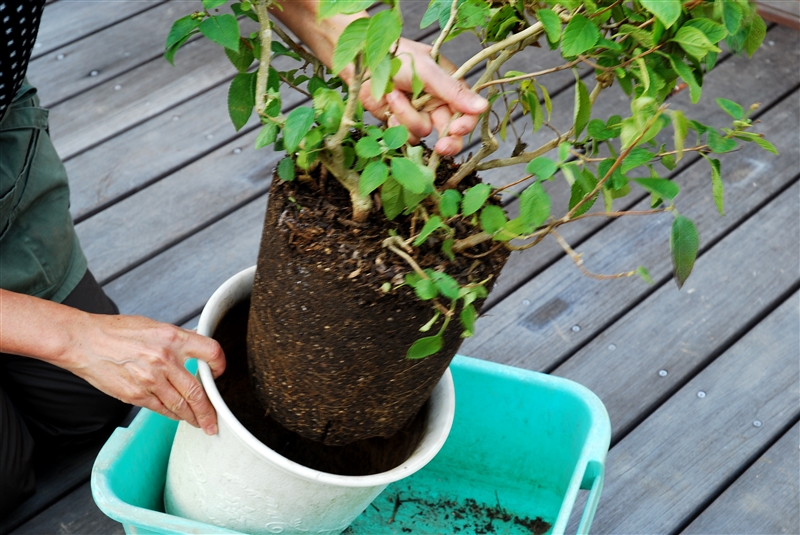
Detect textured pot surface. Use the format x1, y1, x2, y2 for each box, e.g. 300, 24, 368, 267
164, 267, 455, 535
248, 180, 468, 445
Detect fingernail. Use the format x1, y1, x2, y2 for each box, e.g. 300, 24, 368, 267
470, 94, 489, 111
388, 115, 399, 127
204, 424, 218, 436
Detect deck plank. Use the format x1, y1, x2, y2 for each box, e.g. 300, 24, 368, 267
573, 291, 799, 534
553, 179, 800, 437
479, 24, 800, 309
33, 0, 164, 60
30, 2, 196, 108
682, 421, 800, 535
461, 86, 800, 371
10, 481, 124, 535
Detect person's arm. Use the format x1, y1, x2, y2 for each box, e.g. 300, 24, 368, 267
0, 289, 225, 435
270, 2, 489, 156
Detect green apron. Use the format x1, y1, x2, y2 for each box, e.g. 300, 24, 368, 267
0, 82, 87, 303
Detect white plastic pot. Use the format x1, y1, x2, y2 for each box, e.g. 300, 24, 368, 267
164, 266, 456, 535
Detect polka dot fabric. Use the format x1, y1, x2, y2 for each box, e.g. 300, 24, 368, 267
1, 0, 45, 120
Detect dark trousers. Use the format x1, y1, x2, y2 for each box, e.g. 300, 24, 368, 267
0, 271, 130, 519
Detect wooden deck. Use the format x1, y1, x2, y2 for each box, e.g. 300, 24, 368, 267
2, 1, 798, 533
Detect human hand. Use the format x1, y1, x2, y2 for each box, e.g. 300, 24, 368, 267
357, 38, 489, 156
63, 313, 225, 435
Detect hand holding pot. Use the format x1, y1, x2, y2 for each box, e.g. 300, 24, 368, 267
62, 313, 226, 435
0, 288, 225, 436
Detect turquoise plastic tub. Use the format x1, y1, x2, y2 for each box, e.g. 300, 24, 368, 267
91, 356, 610, 535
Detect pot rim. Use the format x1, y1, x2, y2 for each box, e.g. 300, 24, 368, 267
195, 265, 456, 488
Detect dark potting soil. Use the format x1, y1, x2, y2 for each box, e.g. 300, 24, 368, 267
247, 156, 511, 445
213, 299, 428, 476
343, 494, 552, 534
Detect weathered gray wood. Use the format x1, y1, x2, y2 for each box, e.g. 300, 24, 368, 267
29, 2, 198, 108
10, 482, 124, 535
103, 195, 266, 324
34, 0, 164, 60
461, 85, 800, 370
44, 32, 241, 160
554, 180, 800, 438
0, 437, 108, 534
682, 422, 800, 535
571, 292, 800, 534
479, 24, 800, 308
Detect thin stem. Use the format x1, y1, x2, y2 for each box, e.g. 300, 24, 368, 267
475, 60, 581, 91
551, 230, 635, 280
270, 23, 320, 69
430, 0, 459, 62
254, 0, 273, 118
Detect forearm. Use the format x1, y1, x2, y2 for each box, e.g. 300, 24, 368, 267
269, 0, 367, 78
0, 289, 83, 365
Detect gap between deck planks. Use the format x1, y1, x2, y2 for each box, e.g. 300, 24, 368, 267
682, 421, 800, 534
569, 290, 800, 534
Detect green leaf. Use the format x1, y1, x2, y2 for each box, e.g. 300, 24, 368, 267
460, 304, 478, 338
744, 14, 766, 57
636, 266, 654, 284
537, 8, 562, 44
199, 14, 241, 51
355, 136, 385, 158
461, 183, 493, 216
313, 89, 345, 132
277, 157, 295, 181
370, 55, 393, 102
227, 72, 256, 131
684, 19, 728, 45
390, 158, 434, 194
413, 216, 445, 246
568, 170, 598, 217
421, 0, 450, 29
166, 15, 201, 51
203, 0, 228, 9
573, 73, 592, 138
561, 15, 600, 57
439, 189, 462, 219
165, 32, 195, 65
332, 18, 369, 74
587, 119, 618, 141
359, 160, 389, 197
640, 0, 681, 28
407, 335, 444, 360
414, 278, 439, 300
672, 25, 721, 60
720, 0, 743, 34
704, 156, 724, 215
667, 54, 701, 104
526, 157, 558, 180
518, 182, 551, 230
318, 0, 374, 19
715, 98, 744, 120
670, 215, 699, 288
619, 23, 655, 48
480, 205, 508, 235
747, 136, 779, 155
283, 107, 316, 153
381, 177, 404, 220
431, 271, 460, 300
622, 148, 656, 173
383, 126, 409, 150
254, 122, 278, 149
224, 38, 254, 72
366, 9, 403, 71
634, 177, 680, 202
670, 109, 689, 161
707, 130, 737, 153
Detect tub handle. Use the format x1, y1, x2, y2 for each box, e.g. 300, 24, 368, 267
575, 461, 604, 535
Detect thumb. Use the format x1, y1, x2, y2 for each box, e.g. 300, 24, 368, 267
423, 73, 489, 116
